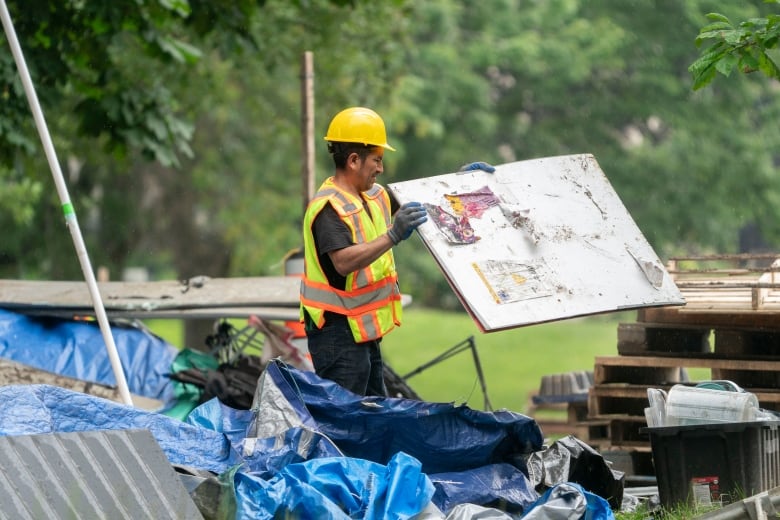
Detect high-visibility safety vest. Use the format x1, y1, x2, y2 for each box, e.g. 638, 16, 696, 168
300, 177, 402, 342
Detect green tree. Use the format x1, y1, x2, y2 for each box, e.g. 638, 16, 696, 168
690, 0, 780, 89
0, 0, 403, 279
386, 0, 780, 307
4, 0, 780, 316
0, 0, 260, 276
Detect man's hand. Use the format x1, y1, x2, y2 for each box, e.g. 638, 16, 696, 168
459, 161, 496, 173
387, 202, 428, 244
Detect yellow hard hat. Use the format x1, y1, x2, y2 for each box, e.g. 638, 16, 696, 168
324, 107, 396, 151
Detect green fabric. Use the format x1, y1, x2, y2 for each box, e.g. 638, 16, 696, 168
162, 348, 220, 421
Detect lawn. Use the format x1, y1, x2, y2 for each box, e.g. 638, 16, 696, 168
382, 307, 631, 414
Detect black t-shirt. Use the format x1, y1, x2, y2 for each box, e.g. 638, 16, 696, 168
312, 203, 353, 290
304, 203, 355, 329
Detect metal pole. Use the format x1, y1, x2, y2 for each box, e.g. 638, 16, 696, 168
301, 51, 315, 211
0, 1, 133, 406
467, 336, 494, 411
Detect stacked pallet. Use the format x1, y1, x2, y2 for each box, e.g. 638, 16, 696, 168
586, 254, 780, 455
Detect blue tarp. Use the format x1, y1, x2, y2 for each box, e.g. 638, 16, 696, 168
430, 463, 538, 514
0, 308, 177, 404
234, 452, 435, 520
261, 361, 545, 474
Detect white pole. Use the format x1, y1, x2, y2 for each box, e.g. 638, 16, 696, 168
0, 1, 133, 406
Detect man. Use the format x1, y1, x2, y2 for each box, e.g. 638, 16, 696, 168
300, 106, 493, 396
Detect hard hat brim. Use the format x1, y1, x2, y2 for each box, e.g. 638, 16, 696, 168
323, 136, 396, 152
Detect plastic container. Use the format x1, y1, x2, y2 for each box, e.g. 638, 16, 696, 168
664, 384, 758, 426
644, 388, 667, 427
642, 421, 780, 508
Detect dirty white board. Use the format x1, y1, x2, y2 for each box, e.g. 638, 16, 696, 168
388, 153, 684, 332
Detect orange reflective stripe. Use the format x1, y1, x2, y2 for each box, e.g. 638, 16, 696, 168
300, 293, 397, 318
301, 276, 398, 313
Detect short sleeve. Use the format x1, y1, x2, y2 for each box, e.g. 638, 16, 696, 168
313, 204, 354, 254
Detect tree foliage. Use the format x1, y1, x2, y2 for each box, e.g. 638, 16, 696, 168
390, 0, 780, 307
690, 1, 780, 89
0, 0, 262, 276
0, 0, 395, 278
2, 0, 779, 311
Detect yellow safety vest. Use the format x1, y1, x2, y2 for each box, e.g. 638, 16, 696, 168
300, 177, 402, 342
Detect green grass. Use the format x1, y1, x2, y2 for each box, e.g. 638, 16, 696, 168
143, 319, 184, 347
145, 307, 633, 415
382, 308, 630, 414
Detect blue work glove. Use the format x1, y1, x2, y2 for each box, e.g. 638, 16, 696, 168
459, 161, 496, 173
387, 202, 428, 244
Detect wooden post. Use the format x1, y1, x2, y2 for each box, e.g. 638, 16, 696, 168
301, 51, 315, 213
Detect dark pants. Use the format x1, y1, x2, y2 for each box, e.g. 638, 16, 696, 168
306, 317, 388, 397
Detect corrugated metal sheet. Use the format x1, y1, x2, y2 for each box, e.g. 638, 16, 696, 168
0, 429, 203, 520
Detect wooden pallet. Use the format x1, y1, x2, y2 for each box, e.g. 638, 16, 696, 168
590, 382, 780, 414
583, 415, 650, 449
620, 321, 780, 357
594, 355, 780, 386
588, 254, 780, 450
640, 254, 780, 326
588, 355, 780, 447
617, 322, 711, 356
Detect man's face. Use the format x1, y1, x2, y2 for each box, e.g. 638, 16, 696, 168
354, 147, 385, 192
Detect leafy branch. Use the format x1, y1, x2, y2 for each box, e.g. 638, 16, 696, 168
689, 2, 780, 90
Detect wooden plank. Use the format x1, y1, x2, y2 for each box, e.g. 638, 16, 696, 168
674, 281, 780, 289
595, 355, 780, 372
575, 415, 652, 449
0, 277, 301, 311
19, 305, 301, 321
592, 384, 668, 399
638, 306, 780, 328
616, 322, 710, 355
667, 267, 780, 275
668, 253, 780, 262
591, 383, 780, 404
593, 362, 682, 386
588, 387, 649, 417
0, 357, 161, 410
754, 260, 780, 309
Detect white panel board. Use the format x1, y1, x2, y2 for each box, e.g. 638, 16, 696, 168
388, 153, 684, 332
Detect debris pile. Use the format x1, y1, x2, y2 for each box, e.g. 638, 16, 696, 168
0, 308, 621, 519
